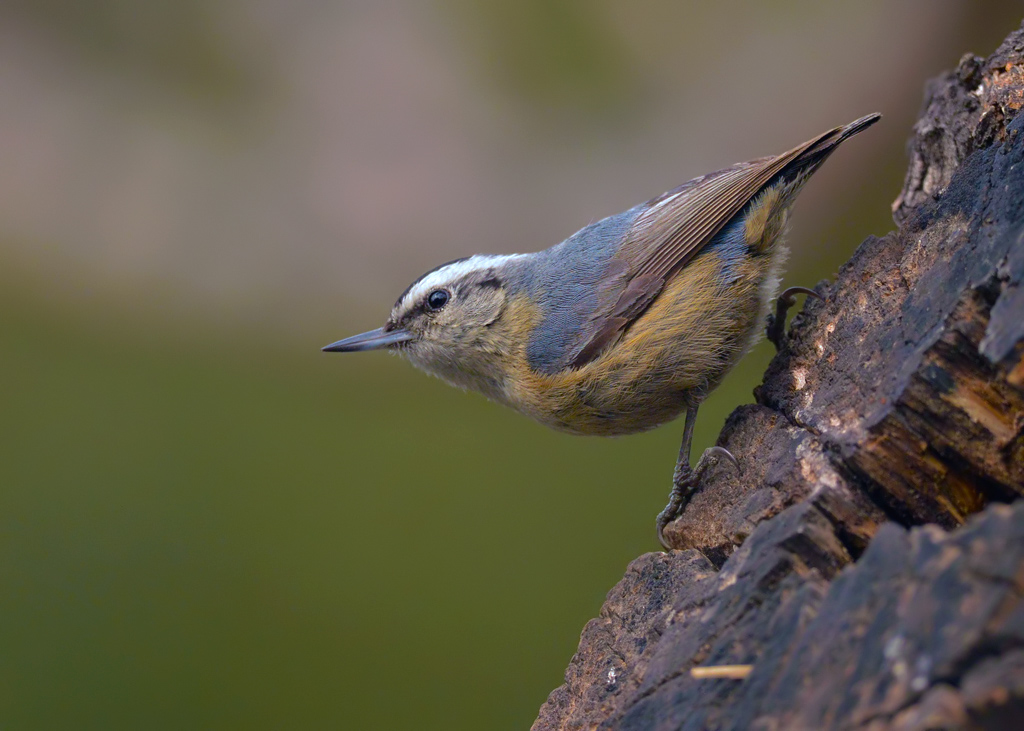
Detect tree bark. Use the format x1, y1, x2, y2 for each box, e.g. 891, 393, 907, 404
533, 20, 1024, 731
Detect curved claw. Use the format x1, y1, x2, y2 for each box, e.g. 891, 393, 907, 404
702, 446, 738, 472
657, 446, 740, 550
778, 285, 823, 306
657, 523, 671, 551
767, 286, 824, 349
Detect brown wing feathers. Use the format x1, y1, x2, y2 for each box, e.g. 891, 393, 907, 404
568, 114, 879, 369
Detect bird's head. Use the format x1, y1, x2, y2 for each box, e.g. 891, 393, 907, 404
323, 255, 527, 395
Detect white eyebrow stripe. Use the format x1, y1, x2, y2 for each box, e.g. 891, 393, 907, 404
396, 254, 524, 315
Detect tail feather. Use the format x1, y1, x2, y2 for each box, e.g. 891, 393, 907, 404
837, 112, 883, 143
785, 112, 881, 178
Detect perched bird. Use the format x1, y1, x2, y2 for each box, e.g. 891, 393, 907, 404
323, 114, 880, 548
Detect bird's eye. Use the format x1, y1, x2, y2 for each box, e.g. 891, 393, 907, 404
426, 289, 450, 311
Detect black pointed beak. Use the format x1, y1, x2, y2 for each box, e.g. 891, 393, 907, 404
321, 327, 414, 352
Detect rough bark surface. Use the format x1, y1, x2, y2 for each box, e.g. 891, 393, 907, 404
533, 22, 1024, 731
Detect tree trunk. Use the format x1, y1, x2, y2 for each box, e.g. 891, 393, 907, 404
533, 20, 1024, 731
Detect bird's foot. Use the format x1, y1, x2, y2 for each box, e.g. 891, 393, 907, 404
656, 446, 738, 550
766, 286, 823, 349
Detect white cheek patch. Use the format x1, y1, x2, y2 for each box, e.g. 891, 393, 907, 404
394, 254, 523, 317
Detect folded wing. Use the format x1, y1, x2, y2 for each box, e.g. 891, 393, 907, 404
566, 113, 880, 369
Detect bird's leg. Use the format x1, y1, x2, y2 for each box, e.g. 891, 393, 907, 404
656, 405, 738, 550
766, 286, 823, 349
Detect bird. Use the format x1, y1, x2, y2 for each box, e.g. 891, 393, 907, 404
323, 113, 881, 549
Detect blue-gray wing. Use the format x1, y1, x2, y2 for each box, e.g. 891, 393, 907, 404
550, 114, 881, 370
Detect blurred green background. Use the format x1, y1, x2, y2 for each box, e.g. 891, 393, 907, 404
0, 2, 1019, 728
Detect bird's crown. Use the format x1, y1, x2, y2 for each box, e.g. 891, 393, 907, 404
388, 254, 525, 328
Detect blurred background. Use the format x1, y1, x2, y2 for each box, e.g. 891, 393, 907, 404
0, 1, 1019, 728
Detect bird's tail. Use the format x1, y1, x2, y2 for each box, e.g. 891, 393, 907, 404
836, 113, 883, 144
789, 113, 882, 173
